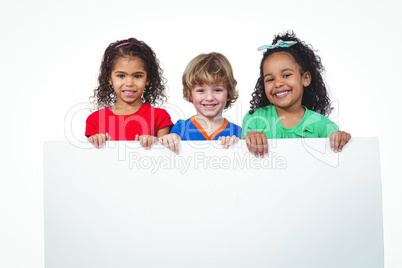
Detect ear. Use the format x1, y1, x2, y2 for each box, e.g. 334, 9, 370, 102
303, 71, 311, 87
146, 80, 150, 86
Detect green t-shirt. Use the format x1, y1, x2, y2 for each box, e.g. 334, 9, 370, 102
241, 105, 338, 139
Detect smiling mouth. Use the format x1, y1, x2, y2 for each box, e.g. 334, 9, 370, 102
202, 104, 217, 108
123, 90, 137, 95
274, 90, 291, 98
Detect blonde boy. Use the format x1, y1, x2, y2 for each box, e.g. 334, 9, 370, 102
159, 52, 241, 153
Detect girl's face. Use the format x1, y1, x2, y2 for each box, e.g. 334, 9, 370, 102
191, 83, 227, 121
108, 56, 149, 108
263, 52, 311, 112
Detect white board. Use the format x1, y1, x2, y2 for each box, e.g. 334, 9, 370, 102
44, 138, 383, 268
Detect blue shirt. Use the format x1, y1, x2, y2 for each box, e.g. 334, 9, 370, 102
170, 116, 242, 140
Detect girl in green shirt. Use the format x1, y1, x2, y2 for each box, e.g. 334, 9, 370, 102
242, 31, 351, 157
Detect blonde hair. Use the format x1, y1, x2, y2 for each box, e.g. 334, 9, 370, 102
182, 52, 238, 109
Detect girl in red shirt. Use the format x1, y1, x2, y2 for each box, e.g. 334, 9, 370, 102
86, 38, 173, 148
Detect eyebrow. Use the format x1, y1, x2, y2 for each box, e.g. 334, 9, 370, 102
263, 68, 294, 78
114, 71, 146, 74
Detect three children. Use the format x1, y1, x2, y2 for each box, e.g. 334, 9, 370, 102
86, 33, 351, 154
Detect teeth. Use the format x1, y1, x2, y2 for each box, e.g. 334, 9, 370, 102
276, 91, 288, 96
203, 104, 216, 107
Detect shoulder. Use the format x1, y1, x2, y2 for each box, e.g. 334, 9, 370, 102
303, 108, 339, 135
172, 118, 192, 128
170, 118, 193, 135
144, 103, 170, 116
226, 120, 241, 127
226, 120, 242, 130
225, 120, 242, 137
88, 107, 108, 116
304, 108, 336, 125
86, 107, 110, 121
244, 105, 275, 118
242, 106, 276, 126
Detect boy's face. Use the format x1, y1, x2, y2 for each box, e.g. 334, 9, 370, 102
190, 83, 228, 120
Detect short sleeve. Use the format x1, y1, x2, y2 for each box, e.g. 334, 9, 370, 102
85, 113, 98, 138
235, 125, 242, 138
323, 121, 339, 138
170, 120, 185, 139
241, 112, 257, 139
302, 111, 339, 138
155, 109, 173, 131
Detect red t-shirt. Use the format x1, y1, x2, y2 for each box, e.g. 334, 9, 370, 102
85, 103, 173, 140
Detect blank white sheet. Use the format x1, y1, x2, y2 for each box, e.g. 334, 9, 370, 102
44, 138, 383, 268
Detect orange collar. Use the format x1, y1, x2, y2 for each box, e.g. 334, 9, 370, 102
190, 116, 229, 140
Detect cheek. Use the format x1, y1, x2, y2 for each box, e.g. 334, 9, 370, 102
264, 84, 272, 95
110, 78, 121, 86
219, 95, 228, 105
191, 95, 200, 105
190, 91, 201, 104
264, 86, 275, 102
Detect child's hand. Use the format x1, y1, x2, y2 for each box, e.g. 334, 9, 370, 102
88, 133, 111, 148
244, 131, 268, 157
218, 135, 240, 149
329, 131, 351, 153
158, 134, 181, 154
135, 135, 157, 150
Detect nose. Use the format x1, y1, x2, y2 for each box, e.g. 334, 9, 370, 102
205, 90, 214, 100
125, 76, 134, 86
275, 77, 284, 88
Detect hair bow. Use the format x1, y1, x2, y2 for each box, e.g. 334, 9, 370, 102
257, 40, 297, 51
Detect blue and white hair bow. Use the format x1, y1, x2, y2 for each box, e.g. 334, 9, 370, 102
257, 40, 297, 51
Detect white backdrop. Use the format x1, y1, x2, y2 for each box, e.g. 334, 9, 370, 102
1, 0, 401, 267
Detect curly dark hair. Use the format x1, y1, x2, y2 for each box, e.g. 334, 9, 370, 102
249, 31, 332, 116
91, 38, 167, 111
